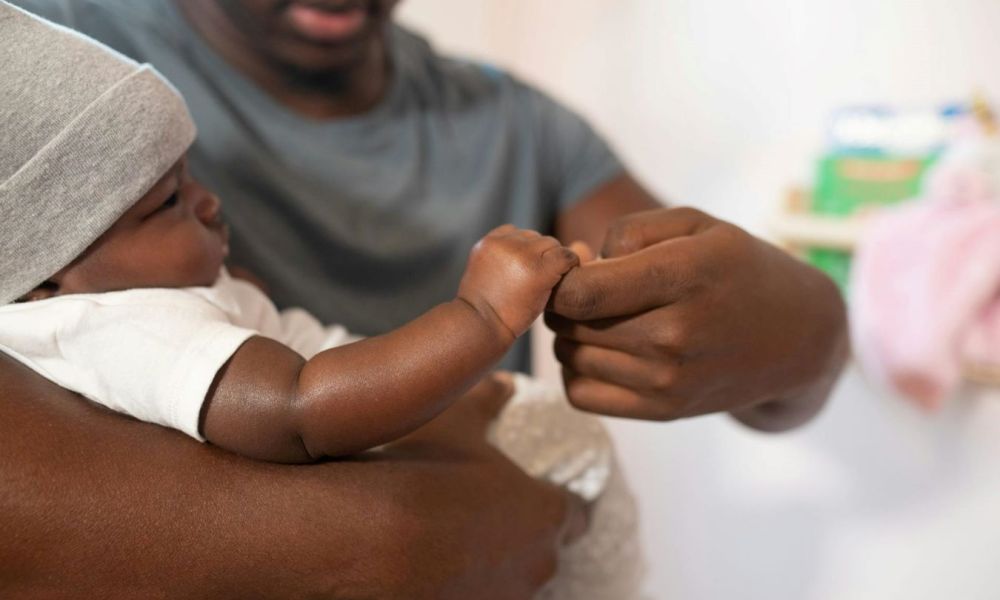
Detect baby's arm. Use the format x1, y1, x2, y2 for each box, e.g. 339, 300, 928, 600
201, 226, 579, 462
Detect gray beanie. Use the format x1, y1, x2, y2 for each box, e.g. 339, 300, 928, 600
0, 1, 196, 304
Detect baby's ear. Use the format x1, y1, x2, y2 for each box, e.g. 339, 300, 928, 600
17, 281, 59, 302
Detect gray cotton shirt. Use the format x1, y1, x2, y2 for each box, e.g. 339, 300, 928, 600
12, 0, 624, 371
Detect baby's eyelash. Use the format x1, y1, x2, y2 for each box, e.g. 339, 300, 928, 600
161, 193, 179, 209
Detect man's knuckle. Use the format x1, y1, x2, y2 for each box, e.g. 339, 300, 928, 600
651, 252, 701, 290
650, 324, 686, 355
649, 368, 678, 394
558, 286, 599, 319
645, 255, 672, 283
607, 218, 645, 252
670, 206, 707, 221
672, 321, 693, 345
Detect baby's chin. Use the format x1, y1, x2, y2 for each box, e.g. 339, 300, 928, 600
179, 254, 227, 289
200, 258, 228, 288
194, 235, 230, 287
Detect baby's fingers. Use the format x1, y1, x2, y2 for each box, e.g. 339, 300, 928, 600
539, 243, 580, 275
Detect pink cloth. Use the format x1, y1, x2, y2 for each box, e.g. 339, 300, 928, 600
850, 164, 1000, 410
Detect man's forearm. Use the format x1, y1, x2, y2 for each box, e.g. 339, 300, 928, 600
0, 353, 396, 598
0, 355, 569, 599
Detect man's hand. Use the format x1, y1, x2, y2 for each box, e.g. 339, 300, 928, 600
374, 371, 587, 599
547, 207, 848, 431
459, 225, 580, 339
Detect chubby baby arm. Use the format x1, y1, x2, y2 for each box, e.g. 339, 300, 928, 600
202, 226, 579, 463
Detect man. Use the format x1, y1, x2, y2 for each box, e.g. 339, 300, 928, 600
2, 0, 847, 596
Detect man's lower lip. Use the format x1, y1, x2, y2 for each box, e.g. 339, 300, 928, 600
286, 4, 367, 42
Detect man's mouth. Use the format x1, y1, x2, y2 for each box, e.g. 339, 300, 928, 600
286, 1, 369, 43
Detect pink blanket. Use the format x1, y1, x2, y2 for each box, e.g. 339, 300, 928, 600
850, 161, 1000, 410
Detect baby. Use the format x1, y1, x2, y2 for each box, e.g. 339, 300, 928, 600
2, 11, 580, 462
0, 3, 643, 597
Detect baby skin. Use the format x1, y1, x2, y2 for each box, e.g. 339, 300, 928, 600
24, 156, 580, 462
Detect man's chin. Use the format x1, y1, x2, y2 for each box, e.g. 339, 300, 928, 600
267, 40, 376, 86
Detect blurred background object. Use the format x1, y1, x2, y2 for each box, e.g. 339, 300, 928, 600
847, 108, 1000, 410
771, 99, 999, 410
399, 1, 1000, 599
803, 102, 965, 289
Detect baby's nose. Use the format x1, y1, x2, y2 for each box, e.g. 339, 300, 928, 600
195, 192, 222, 224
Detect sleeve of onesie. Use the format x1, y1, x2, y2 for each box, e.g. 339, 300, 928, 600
218, 275, 362, 360
277, 308, 363, 358
35, 291, 256, 441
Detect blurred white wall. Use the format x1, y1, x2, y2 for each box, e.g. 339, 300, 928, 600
397, 2, 1000, 599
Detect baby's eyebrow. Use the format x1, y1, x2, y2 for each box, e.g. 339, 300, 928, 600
134, 162, 184, 214
159, 161, 184, 193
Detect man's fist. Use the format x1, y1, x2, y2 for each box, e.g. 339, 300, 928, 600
547, 207, 848, 431
459, 225, 579, 340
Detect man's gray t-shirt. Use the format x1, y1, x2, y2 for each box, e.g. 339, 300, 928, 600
14, 0, 623, 371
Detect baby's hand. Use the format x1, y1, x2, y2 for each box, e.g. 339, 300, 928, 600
458, 225, 580, 340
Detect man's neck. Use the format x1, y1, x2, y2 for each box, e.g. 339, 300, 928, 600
174, 0, 391, 120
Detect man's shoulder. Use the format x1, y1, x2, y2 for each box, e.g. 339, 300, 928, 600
9, 0, 170, 41
392, 24, 536, 106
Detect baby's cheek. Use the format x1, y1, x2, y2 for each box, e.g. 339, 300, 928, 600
168, 232, 220, 286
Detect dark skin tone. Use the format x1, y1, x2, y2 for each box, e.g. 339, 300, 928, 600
175, 0, 399, 119
27, 157, 579, 462
0, 357, 584, 599
552, 184, 848, 431
7, 0, 848, 595
175, 0, 848, 431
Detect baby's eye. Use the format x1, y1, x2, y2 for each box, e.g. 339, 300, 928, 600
160, 193, 179, 210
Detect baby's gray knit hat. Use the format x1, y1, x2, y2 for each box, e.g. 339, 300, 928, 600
0, 1, 196, 303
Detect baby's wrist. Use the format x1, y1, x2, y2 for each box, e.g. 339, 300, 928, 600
454, 294, 518, 348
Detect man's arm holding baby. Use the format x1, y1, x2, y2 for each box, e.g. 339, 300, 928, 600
0, 355, 581, 599
203, 226, 579, 462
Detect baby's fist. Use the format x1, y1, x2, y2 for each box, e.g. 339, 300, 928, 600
459, 225, 579, 339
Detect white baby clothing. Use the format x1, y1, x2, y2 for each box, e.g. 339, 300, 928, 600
0, 269, 356, 439
493, 375, 647, 600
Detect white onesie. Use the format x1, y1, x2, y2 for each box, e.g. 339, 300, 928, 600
0, 269, 356, 439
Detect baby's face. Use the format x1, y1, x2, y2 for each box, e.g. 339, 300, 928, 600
50, 156, 229, 295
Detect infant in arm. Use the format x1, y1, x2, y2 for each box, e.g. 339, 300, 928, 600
6, 154, 578, 460
0, 3, 643, 597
